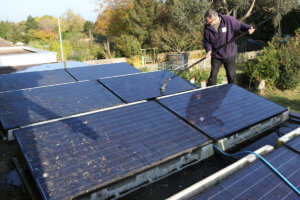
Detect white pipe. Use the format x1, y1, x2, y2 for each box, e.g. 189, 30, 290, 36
57, 17, 65, 68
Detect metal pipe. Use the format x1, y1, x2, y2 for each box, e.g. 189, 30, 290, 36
57, 17, 65, 69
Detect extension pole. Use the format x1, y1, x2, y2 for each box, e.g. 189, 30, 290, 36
58, 17, 65, 69
160, 12, 278, 93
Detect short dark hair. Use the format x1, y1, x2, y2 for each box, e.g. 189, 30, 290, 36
205, 9, 218, 20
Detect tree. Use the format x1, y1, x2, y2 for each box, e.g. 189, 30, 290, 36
34, 30, 57, 41
114, 34, 142, 57
0, 21, 11, 39
61, 9, 85, 33
151, 0, 210, 52
39, 15, 57, 31
95, 0, 133, 36
25, 15, 39, 32
152, 24, 202, 52
166, 0, 210, 33
126, 0, 161, 47
256, 0, 299, 36
84, 21, 95, 38
211, 0, 256, 21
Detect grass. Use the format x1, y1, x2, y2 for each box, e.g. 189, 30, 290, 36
262, 83, 300, 113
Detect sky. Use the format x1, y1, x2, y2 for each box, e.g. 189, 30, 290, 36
0, 0, 99, 23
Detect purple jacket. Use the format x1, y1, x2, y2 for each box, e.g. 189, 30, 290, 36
203, 15, 251, 59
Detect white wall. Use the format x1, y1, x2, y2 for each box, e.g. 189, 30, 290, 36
0, 46, 57, 66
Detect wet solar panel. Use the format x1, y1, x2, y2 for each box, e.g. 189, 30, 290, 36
0, 69, 75, 92
13, 101, 210, 200
193, 146, 300, 200
158, 84, 287, 140
285, 135, 300, 154
0, 81, 123, 130
99, 70, 198, 103
66, 62, 140, 80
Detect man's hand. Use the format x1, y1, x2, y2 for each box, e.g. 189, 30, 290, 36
205, 51, 212, 58
248, 26, 255, 34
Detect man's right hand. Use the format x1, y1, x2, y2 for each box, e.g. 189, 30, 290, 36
206, 51, 212, 58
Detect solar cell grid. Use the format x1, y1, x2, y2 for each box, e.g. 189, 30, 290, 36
193, 147, 300, 200
0, 80, 123, 130
0, 69, 75, 92
285, 135, 300, 154
14, 101, 210, 200
99, 70, 198, 103
66, 62, 140, 81
158, 84, 287, 140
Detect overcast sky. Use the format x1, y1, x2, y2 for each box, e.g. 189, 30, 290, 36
0, 0, 99, 22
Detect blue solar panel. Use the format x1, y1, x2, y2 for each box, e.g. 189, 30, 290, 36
158, 84, 287, 140
0, 81, 123, 130
99, 70, 198, 103
66, 62, 140, 80
193, 147, 300, 199
285, 135, 300, 154
13, 101, 210, 200
0, 69, 75, 92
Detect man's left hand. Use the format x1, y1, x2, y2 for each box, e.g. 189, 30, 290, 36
248, 26, 255, 34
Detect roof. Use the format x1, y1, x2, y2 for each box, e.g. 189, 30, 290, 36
0, 38, 14, 47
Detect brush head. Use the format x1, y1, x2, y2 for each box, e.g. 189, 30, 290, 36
160, 85, 166, 93
160, 79, 170, 93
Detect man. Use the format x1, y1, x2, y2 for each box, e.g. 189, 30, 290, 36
203, 9, 255, 86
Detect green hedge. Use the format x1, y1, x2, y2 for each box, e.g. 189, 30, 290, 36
245, 32, 300, 91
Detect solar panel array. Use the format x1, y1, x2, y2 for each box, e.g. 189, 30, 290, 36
0, 81, 123, 130
285, 135, 300, 154
99, 70, 198, 103
3, 62, 293, 200
0, 69, 75, 92
193, 146, 300, 200
14, 101, 210, 200
66, 62, 141, 81
158, 84, 287, 140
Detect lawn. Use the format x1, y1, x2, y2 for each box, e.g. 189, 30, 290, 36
262, 82, 300, 113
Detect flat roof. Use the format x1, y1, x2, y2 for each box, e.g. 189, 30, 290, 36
0, 38, 14, 47
0, 48, 35, 55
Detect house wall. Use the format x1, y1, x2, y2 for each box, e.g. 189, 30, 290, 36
0, 46, 57, 66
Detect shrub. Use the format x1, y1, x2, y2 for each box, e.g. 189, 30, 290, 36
114, 34, 142, 57
179, 68, 222, 86
276, 39, 300, 90
69, 40, 103, 61
245, 31, 300, 91
49, 40, 73, 61
28, 40, 50, 50
127, 56, 142, 67
245, 41, 280, 88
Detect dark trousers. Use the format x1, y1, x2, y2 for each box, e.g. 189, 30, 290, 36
207, 55, 237, 86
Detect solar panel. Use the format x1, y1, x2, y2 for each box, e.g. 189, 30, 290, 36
0, 69, 75, 92
16, 61, 91, 73
158, 84, 287, 140
285, 135, 300, 154
0, 81, 123, 130
99, 70, 198, 103
13, 101, 210, 200
193, 147, 300, 200
66, 62, 140, 80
